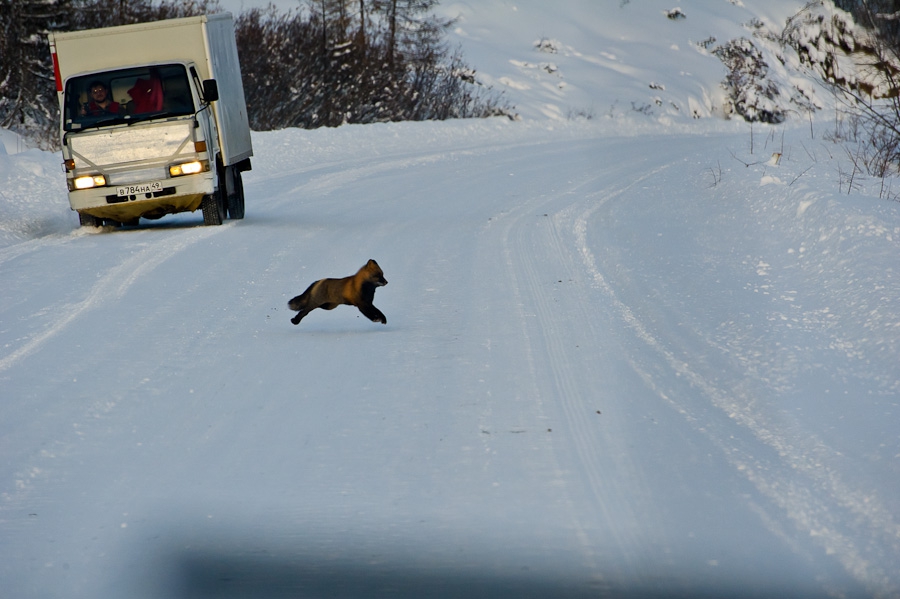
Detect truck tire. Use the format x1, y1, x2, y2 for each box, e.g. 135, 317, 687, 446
201, 192, 225, 225
227, 169, 245, 220
78, 212, 100, 227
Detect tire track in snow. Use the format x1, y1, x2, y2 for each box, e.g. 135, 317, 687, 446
519, 212, 639, 577
573, 174, 900, 596
493, 195, 610, 592
494, 168, 661, 591
0, 224, 229, 373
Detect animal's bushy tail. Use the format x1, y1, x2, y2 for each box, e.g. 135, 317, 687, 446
287, 295, 304, 311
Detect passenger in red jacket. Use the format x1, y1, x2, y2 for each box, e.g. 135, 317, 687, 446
128, 77, 163, 113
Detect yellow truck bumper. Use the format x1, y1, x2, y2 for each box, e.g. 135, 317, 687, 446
69, 172, 213, 222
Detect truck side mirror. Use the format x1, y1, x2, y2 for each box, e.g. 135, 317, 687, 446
203, 79, 219, 103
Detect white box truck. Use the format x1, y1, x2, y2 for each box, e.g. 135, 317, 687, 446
48, 13, 252, 227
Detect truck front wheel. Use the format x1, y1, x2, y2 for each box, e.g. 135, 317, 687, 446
201, 192, 225, 225
78, 212, 100, 227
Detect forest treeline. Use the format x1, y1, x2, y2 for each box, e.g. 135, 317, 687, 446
0, 0, 511, 146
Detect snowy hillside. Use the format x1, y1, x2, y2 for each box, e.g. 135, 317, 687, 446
432, 0, 806, 122
2, 1, 900, 598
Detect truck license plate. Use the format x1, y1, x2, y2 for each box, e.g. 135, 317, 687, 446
117, 181, 164, 197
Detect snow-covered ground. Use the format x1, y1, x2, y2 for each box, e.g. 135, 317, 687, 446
2, 1, 900, 598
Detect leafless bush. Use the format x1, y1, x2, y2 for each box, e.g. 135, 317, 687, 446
236, 1, 512, 130
712, 37, 786, 124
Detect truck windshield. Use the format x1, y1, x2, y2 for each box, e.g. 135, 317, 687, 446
64, 64, 195, 131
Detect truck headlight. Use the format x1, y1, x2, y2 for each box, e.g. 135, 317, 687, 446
73, 174, 107, 189
169, 160, 206, 177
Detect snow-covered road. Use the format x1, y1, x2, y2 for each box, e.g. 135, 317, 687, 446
3, 119, 898, 597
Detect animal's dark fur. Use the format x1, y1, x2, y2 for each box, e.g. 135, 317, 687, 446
288, 259, 388, 325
